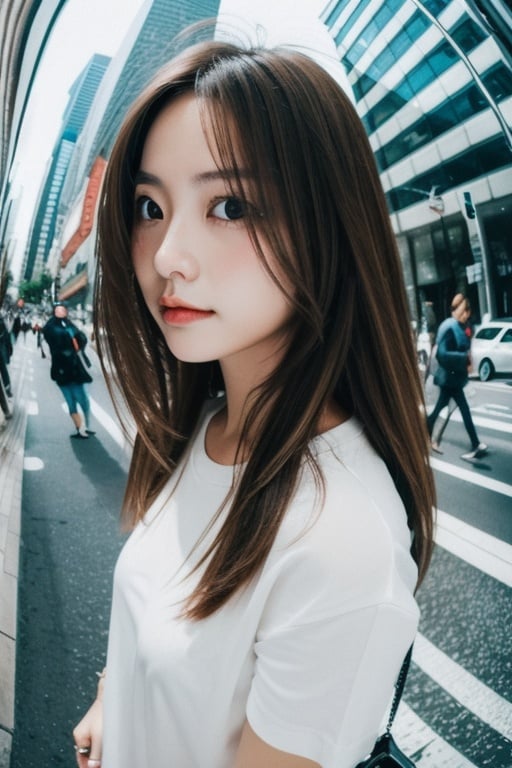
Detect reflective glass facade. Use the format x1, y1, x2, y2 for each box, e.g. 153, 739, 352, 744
322, 0, 512, 321
23, 54, 110, 281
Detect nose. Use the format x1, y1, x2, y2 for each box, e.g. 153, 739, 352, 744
153, 216, 199, 282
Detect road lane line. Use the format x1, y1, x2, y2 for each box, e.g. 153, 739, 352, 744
435, 508, 512, 586
430, 457, 512, 498
448, 409, 512, 433
394, 702, 478, 767
89, 397, 132, 450
413, 634, 512, 740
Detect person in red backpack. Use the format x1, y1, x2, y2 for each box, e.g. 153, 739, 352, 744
43, 302, 95, 439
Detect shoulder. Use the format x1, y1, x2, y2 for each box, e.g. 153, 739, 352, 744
436, 317, 456, 341
262, 420, 417, 624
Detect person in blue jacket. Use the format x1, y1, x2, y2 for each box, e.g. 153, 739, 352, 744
427, 294, 487, 460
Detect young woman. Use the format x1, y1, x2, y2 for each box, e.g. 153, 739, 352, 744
74, 39, 435, 768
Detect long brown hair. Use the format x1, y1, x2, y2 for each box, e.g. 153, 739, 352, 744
94, 40, 435, 620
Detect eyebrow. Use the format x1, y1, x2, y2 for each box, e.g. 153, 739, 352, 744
134, 170, 163, 187
192, 169, 254, 185
134, 168, 254, 187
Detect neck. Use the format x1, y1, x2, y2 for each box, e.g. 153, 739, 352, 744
206, 352, 348, 466
206, 340, 286, 464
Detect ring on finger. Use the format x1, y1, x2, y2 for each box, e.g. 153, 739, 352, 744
74, 745, 91, 755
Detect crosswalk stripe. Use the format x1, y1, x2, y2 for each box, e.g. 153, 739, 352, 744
435, 509, 512, 587
395, 702, 478, 767
430, 457, 512, 498
413, 634, 512, 741
449, 409, 512, 434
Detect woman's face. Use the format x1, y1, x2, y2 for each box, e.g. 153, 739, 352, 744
131, 93, 292, 370
54, 305, 67, 319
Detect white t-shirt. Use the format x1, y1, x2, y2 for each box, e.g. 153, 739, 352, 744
102, 401, 419, 768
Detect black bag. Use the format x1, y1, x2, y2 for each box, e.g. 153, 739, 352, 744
355, 647, 415, 768
433, 365, 464, 389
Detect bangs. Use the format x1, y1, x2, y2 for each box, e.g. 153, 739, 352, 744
196, 61, 281, 223
194, 53, 322, 331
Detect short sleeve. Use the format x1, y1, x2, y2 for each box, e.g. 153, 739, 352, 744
245, 468, 419, 768
246, 602, 417, 768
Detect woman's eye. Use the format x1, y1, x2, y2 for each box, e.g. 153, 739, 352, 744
136, 196, 163, 221
211, 197, 245, 221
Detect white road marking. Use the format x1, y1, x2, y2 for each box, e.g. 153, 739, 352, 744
448, 408, 512, 433
23, 457, 44, 471
413, 634, 512, 741
474, 403, 512, 412
27, 400, 39, 416
395, 702, 478, 767
430, 457, 512, 498
89, 397, 133, 450
435, 509, 512, 586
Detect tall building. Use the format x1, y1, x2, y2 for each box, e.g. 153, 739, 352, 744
0, 0, 67, 287
58, 0, 220, 307
322, 0, 512, 321
67, 0, 220, 201
23, 53, 110, 281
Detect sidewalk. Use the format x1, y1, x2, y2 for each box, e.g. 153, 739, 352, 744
0, 343, 29, 768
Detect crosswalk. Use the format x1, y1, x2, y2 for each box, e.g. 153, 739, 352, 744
393, 499, 512, 766
393, 383, 512, 768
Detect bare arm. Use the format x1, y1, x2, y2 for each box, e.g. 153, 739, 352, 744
233, 721, 321, 768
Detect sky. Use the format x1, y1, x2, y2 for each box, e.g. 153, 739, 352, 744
9, 0, 343, 280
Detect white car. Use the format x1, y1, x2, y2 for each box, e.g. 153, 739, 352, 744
471, 320, 512, 381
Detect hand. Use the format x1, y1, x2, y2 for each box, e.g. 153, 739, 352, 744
73, 672, 105, 768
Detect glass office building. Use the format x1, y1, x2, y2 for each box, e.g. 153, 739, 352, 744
322, 0, 512, 322
57, 0, 220, 306
22, 53, 110, 281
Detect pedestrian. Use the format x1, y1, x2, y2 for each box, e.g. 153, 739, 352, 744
43, 302, 94, 439
33, 321, 47, 358
73, 38, 435, 768
427, 293, 487, 460
21, 317, 31, 343
12, 314, 21, 342
0, 313, 13, 398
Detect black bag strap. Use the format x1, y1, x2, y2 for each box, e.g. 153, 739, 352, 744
386, 645, 413, 734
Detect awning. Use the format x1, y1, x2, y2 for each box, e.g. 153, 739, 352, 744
58, 269, 88, 300
60, 156, 107, 267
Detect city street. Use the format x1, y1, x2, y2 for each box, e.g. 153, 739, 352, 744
8, 337, 512, 768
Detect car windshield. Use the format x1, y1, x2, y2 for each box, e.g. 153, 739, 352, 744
475, 327, 502, 340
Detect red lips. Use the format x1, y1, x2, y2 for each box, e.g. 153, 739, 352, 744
159, 297, 214, 325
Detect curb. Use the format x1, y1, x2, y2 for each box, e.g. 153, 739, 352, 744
0, 344, 29, 767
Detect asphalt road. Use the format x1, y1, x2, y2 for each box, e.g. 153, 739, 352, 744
9, 338, 512, 768
11, 340, 128, 767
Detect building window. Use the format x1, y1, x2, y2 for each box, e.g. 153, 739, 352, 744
362, 14, 487, 132
386, 136, 512, 213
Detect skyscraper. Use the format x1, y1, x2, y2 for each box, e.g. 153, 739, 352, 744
23, 53, 110, 281
85, 0, 220, 179
58, 0, 220, 307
